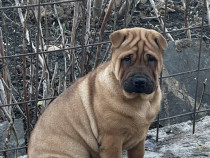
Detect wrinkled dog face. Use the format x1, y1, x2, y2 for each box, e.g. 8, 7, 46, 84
121, 53, 157, 94
110, 28, 168, 94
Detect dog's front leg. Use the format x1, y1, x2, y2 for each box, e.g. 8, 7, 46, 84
100, 134, 122, 158
127, 139, 145, 158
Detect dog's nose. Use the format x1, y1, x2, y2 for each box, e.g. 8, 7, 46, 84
132, 76, 147, 87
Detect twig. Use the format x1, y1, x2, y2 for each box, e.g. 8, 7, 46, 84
58, 69, 62, 94
0, 76, 24, 154
11, 125, 19, 152
0, 28, 13, 137
0, 78, 17, 157
51, 62, 58, 89
38, 73, 44, 92
102, 43, 111, 62
44, 0, 49, 49
15, 0, 44, 66
0, 79, 11, 120
22, 5, 30, 141
80, 1, 88, 76
94, 0, 115, 69
2, 12, 20, 27
118, 0, 134, 24
11, 94, 27, 121
93, 0, 104, 20
28, 31, 34, 101
206, 0, 210, 24
197, 78, 207, 112
54, 4, 65, 47
3, 121, 19, 157
85, 0, 91, 47
63, 52, 67, 89
113, 0, 118, 31
14, 1, 34, 49
32, 0, 45, 50
3, 122, 13, 156
182, 0, 191, 39
0, 28, 10, 104
149, 0, 174, 41
69, 2, 79, 82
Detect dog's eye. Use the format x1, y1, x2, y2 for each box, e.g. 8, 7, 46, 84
122, 55, 132, 65
148, 55, 157, 64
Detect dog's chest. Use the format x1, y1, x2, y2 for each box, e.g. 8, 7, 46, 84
122, 102, 158, 149
122, 118, 149, 150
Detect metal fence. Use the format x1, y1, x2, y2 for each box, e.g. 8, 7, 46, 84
0, 0, 210, 157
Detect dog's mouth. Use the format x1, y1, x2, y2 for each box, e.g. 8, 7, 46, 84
121, 74, 156, 94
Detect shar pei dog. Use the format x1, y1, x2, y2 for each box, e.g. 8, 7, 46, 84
28, 27, 168, 158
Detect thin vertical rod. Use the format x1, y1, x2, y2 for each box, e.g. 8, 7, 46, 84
156, 0, 168, 142
80, 0, 87, 76
35, 0, 41, 124
192, 0, 206, 134
22, 9, 30, 141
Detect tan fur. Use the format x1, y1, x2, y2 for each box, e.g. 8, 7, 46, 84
28, 27, 167, 158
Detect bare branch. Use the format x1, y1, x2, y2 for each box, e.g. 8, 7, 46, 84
54, 4, 65, 47
149, 0, 174, 41
69, 2, 79, 81
182, 0, 191, 39
94, 0, 115, 69
206, 0, 210, 24
93, 0, 104, 20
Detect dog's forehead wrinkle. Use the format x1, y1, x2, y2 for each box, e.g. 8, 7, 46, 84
122, 29, 145, 47
141, 31, 162, 51
129, 37, 141, 48
118, 49, 137, 60
122, 35, 141, 49
144, 45, 161, 58
144, 51, 159, 60
137, 41, 144, 57
121, 31, 133, 47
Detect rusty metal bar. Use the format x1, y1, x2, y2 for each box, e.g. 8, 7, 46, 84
0, 146, 27, 153
156, 0, 169, 143
80, 0, 87, 76
192, 0, 206, 134
161, 24, 210, 34
0, 97, 55, 108
155, 108, 210, 123
0, 41, 111, 59
34, 0, 41, 126
161, 67, 210, 78
22, 10, 30, 142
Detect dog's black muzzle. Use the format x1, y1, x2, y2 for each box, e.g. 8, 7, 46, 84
122, 74, 156, 94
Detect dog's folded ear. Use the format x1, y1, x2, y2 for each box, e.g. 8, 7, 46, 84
109, 29, 127, 48
153, 33, 168, 51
